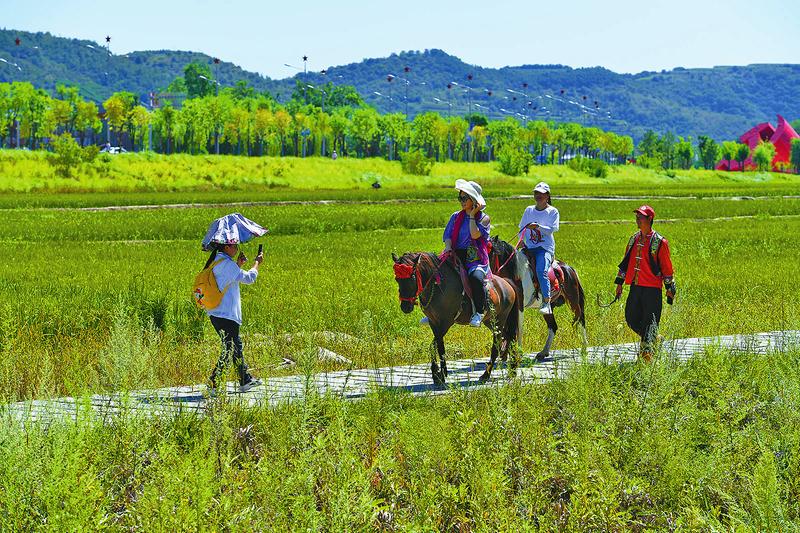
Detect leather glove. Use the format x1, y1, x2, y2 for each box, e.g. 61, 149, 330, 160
615, 283, 623, 299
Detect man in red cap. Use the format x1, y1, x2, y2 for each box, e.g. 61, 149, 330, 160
614, 205, 676, 361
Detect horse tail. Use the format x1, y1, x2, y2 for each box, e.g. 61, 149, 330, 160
573, 267, 587, 328
577, 273, 586, 328
504, 293, 521, 346
561, 262, 586, 328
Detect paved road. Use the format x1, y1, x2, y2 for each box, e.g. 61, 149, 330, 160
4, 330, 798, 425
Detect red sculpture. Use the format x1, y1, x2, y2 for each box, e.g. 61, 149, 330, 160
716, 115, 799, 172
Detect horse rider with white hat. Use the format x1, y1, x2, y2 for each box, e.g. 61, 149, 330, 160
421, 179, 492, 327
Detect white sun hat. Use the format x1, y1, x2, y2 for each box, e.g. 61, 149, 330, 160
455, 179, 486, 207
533, 181, 550, 194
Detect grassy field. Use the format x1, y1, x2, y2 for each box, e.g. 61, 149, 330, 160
0, 192, 798, 399
2, 150, 800, 208
1, 154, 799, 529
1, 348, 798, 530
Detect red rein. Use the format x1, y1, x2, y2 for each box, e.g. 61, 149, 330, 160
393, 262, 422, 303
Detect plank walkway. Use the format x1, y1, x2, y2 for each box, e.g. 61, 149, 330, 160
4, 330, 798, 426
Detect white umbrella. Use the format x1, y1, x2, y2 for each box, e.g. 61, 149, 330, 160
201, 213, 268, 251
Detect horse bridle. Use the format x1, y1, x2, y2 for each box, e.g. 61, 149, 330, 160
394, 257, 439, 307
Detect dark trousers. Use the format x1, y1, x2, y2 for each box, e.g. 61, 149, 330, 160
209, 315, 250, 385
625, 285, 663, 348
454, 249, 488, 314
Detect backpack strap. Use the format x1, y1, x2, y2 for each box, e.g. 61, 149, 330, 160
210, 258, 232, 296
615, 232, 639, 284
648, 231, 664, 276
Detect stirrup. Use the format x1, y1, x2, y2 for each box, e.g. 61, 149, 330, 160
420, 316, 430, 325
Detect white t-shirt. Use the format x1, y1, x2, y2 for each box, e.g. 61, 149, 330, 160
207, 253, 259, 324
518, 205, 560, 254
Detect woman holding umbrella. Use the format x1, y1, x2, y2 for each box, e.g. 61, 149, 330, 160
201, 213, 267, 394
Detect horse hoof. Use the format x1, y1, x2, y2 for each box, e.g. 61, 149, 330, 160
478, 372, 490, 382
535, 351, 548, 361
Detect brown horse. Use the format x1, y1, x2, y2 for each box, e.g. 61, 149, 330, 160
392, 252, 521, 384
489, 236, 588, 359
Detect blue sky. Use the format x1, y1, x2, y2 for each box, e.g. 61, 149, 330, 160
2, 0, 798, 79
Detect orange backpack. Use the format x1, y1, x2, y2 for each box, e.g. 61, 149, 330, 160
192, 259, 229, 310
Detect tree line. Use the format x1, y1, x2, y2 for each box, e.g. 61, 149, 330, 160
2, 64, 799, 174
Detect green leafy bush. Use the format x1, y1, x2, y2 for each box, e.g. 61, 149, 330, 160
497, 146, 533, 176
81, 144, 100, 163
48, 133, 83, 178
568, 156, 609, 178
400, 149, 434, 176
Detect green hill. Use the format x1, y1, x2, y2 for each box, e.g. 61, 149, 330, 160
2, 29, 798, 141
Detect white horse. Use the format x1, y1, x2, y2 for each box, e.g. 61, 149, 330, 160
490, 237, 588, 360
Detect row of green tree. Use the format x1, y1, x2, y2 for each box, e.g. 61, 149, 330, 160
637, 129, 800, 173
2, 65, 799, 174
0, 76, 635, 168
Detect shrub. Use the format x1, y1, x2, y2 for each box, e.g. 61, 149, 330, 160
48, 134, 83, 178
636, 155, 663, 170
400, 149, 434, 176
81, 144, 100, 163
497, 145, 533, 176
568, 156, 609, 178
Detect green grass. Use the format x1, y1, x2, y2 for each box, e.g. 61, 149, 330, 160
2, 149, 800, 208
1, 347, 798, 530
0, 199, 798, 400
2, 159, 800, 528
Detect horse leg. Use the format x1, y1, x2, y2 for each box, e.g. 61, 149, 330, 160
430, 336, 446, 386
480, 334, 500, 382
502, 308, 521, 378
437, 335, 448, 379
536, 314, 558, 361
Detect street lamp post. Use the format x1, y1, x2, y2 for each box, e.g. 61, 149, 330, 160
303, 55, 308, 103
199, 74, 222, 154
213, 57, 220, 95
466, 74, 474, 117
387, 72, 411, 116
403, 66, 411, 116
307, 84, 328, 155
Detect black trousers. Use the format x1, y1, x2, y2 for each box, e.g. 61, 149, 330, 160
454, 249, 488, 314
209, 315, 250, 385
625, 285, 663, 347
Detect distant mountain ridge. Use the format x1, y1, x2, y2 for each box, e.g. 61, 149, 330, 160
2, 28, 798, 141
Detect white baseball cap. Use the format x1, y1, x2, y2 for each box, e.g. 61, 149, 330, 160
533, 181, 550, 194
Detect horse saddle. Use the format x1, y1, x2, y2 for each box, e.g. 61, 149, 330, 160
448, 254, 489, 309
528, 260, 562, 297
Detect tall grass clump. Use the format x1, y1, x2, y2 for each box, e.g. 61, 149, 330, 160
1, 346, 799, 528
98, 305, 158, 392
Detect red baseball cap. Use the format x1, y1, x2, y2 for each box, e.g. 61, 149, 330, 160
634, 205, 655, 219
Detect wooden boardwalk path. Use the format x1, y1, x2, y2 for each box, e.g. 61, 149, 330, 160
4, 330, 798, 425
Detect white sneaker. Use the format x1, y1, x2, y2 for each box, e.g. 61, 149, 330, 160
239, 378, 262, 393
420, 316, 430, 325
539, 302, 552, 315
469, 313, 483, 327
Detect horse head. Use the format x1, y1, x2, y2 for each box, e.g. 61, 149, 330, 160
392, 252, 422, 314
489, 236, 518, 280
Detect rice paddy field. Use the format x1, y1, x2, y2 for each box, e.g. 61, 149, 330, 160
1, 152, 799, 529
